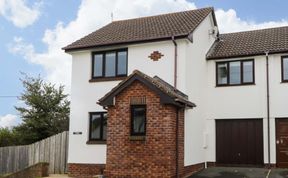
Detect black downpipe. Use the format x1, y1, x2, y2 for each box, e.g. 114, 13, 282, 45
172, 36, 178, 88
173, 36, 179, 177
265, 51, 271, 168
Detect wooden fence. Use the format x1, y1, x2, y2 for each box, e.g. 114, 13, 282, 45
0, 131, 69, 175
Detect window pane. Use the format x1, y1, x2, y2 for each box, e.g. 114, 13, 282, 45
284, 58, 288, 80
117, 51, 127, 75
105, 52, 116, 77
93, 54, 103, 77
217, 63, 228, 84
103, 113, 107, 140
91, 114, 101, 139
132, 107, 146, 134
243, 61, 253, 83
229, 61, 241, 84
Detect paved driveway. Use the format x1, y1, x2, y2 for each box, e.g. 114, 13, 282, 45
189, 167, 288, 178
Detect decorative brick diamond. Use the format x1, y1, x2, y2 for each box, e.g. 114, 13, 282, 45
148, 51, 164, 61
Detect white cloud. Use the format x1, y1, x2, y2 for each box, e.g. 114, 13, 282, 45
0, 0, 41, 28
0, 114, 20, 128
9, 37, 35, 59
8, 0, 196, 90
215, 9, 288, 33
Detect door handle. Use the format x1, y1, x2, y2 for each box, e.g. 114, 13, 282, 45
277, 139, 284, 144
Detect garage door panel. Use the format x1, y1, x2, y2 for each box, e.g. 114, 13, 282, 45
216, 119, 264, 166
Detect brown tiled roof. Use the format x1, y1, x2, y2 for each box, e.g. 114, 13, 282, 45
207, 26, 288, 59
63, 7, 214, 52
98, 70, 196, 108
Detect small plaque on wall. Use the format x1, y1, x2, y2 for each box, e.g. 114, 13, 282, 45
73, 132, 82, 135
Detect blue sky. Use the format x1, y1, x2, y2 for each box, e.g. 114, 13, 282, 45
0, 0, 80, 127
0, 0, 288, 128
195, 0, 288, 23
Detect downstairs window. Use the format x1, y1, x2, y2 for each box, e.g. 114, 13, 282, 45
131, 105, 146, 136
89, 112, 107, 141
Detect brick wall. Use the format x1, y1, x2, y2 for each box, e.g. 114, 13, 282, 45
67, 80, 202, 178
68, 163, 105, 178
104, 81, 185, 178
1, 162, 49, 178
207, 162, 216, 167
178, 108, 185, 177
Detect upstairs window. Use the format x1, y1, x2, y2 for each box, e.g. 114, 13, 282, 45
282, 56, 288, 82
131, 105, 146, 136
92, 49, 127, 79
216, 60, 254, 86
89, 112, 107, 141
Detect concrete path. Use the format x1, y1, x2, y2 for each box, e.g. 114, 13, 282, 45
189, 167, 288, 178
269, 169, 288, 178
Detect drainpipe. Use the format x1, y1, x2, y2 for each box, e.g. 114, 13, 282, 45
176, 108, 179, 178
172, 36, 178, 88
265, 51, 271, 168
173, 36, 180, 177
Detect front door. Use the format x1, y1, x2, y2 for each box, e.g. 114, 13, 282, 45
276, 119, 288, 168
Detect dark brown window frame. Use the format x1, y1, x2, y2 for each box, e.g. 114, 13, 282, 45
88, 112, 107, 142
130, 105, 146, 136
281, 56, 288, 83
216, 59, 255, 87
91, 48, 128, 81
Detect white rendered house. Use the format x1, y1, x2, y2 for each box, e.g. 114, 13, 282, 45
63, 7, 288, 178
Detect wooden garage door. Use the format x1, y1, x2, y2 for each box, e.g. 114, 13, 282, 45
216, 119, 264, 166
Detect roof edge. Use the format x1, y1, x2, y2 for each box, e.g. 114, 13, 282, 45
63, 35, 188, 53
219, 25, 288, 36
187, 7, 216, 35
98, 70, 195, 108
206, 49, 288, 60
112, 7, 214, 23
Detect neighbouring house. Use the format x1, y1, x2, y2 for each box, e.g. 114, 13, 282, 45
63, 7, 288, 178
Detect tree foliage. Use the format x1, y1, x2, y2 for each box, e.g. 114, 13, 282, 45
0, 128, 19, 147
13, 75, 70, 145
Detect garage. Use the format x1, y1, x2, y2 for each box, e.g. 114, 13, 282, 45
216, 119, 264, 166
